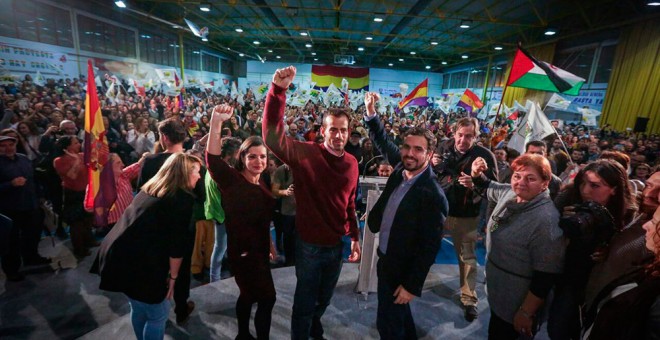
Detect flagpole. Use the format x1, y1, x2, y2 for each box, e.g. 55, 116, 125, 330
496, 48, 517, 120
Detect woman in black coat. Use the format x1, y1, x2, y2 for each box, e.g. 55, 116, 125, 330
94, 152, 202, 340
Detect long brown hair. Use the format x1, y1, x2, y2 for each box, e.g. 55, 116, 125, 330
141, 152, 201, 197
571, 159, 636, 228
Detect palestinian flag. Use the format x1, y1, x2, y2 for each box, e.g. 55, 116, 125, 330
507, 47, 585, 96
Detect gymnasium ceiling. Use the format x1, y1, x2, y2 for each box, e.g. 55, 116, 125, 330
115, 0, 659, 71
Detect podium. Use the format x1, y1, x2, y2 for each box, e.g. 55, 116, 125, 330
355, 176, 388, 294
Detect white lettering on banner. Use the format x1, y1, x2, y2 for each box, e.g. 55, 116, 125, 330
0, 37, 76, 77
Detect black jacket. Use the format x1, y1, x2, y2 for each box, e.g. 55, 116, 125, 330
434, 139, 498, 217
94, 190, 194, 303
365, 116, 449, 296
368, 165, 448, 296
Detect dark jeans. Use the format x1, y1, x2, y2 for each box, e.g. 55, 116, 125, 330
291, 237, 343, 340
547, 283, 581, 340
281, 215, 296, 266
377, 259, 417, 340
488, 309, 536, 340
0, 209, 41, 275
174, 229, 195, 317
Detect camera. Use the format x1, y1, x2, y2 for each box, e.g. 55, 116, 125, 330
558, 201, 616, 248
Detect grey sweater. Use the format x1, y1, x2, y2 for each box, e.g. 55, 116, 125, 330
484, 181, 566, 323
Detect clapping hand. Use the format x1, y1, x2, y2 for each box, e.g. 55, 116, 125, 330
272, 66, 296, 90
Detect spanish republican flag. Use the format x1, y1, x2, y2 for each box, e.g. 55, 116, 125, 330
397, 78, 428, 112
311, 65, 369, 91
84, 60, 116, 226
457, 88, 484, 116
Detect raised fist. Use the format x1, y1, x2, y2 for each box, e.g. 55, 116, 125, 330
272, 66, 296, 90
211, 104, 233, 123
364, 92, 380, 117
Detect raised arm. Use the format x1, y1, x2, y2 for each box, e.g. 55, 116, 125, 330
205, 104, 242, 190
363, 92, 401, 166
261, 66, 301, 165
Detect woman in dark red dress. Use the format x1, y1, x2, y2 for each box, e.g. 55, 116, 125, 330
206, 104, 277, 340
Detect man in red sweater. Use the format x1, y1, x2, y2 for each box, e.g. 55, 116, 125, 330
263, 66, 361, 340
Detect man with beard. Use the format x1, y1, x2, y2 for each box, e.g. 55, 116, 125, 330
262, 66, 361, 340
434, 116, 498, 321
363, 92, 448, 338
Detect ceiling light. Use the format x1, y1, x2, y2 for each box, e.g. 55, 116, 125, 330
461, 54, 469, 59
431, 41, 438, 45
358, 47, 365, 51
300, 31, 308, 36
399, 58, 404, 62
114, 1, 126, 8
374, 17, 383, 22
253, 41, 260, 45
459, 20, 472, 29
235, 27, 244, 33
276, 55, 281, 59
410, 51, 416, 55
425, 65, 431, 69
199, 3, 211, 11
311, 52, 316, 56
544, 28, 557, 36
267, 49, 273, 53
239, 53, 244, 57
494, 45, 503, 50
314, 58, 318, 61
366, 36, 373, 40
647, 1, 660, 5
441, 61, 447, 65
305, 43, 312, 48
388, 63, 393, 66
201, 37, 208, 42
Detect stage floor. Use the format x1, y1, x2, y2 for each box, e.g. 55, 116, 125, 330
81, 263, 491, 339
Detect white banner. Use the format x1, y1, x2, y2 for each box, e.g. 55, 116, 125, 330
507, 102, 556, 153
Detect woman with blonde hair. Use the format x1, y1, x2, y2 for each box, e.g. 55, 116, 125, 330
94, 152, 202, 340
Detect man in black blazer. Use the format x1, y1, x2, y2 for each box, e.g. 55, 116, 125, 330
363, 93, 449, 339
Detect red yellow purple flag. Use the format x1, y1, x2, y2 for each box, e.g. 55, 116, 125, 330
84, 60, 116, 226
397, 79, 428, 112
457, 88, 484, 116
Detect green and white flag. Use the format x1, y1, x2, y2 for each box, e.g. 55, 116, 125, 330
546, 93, 572, 110
507, 102, 556, 153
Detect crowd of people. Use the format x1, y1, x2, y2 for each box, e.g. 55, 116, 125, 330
1, 65, 660, 340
